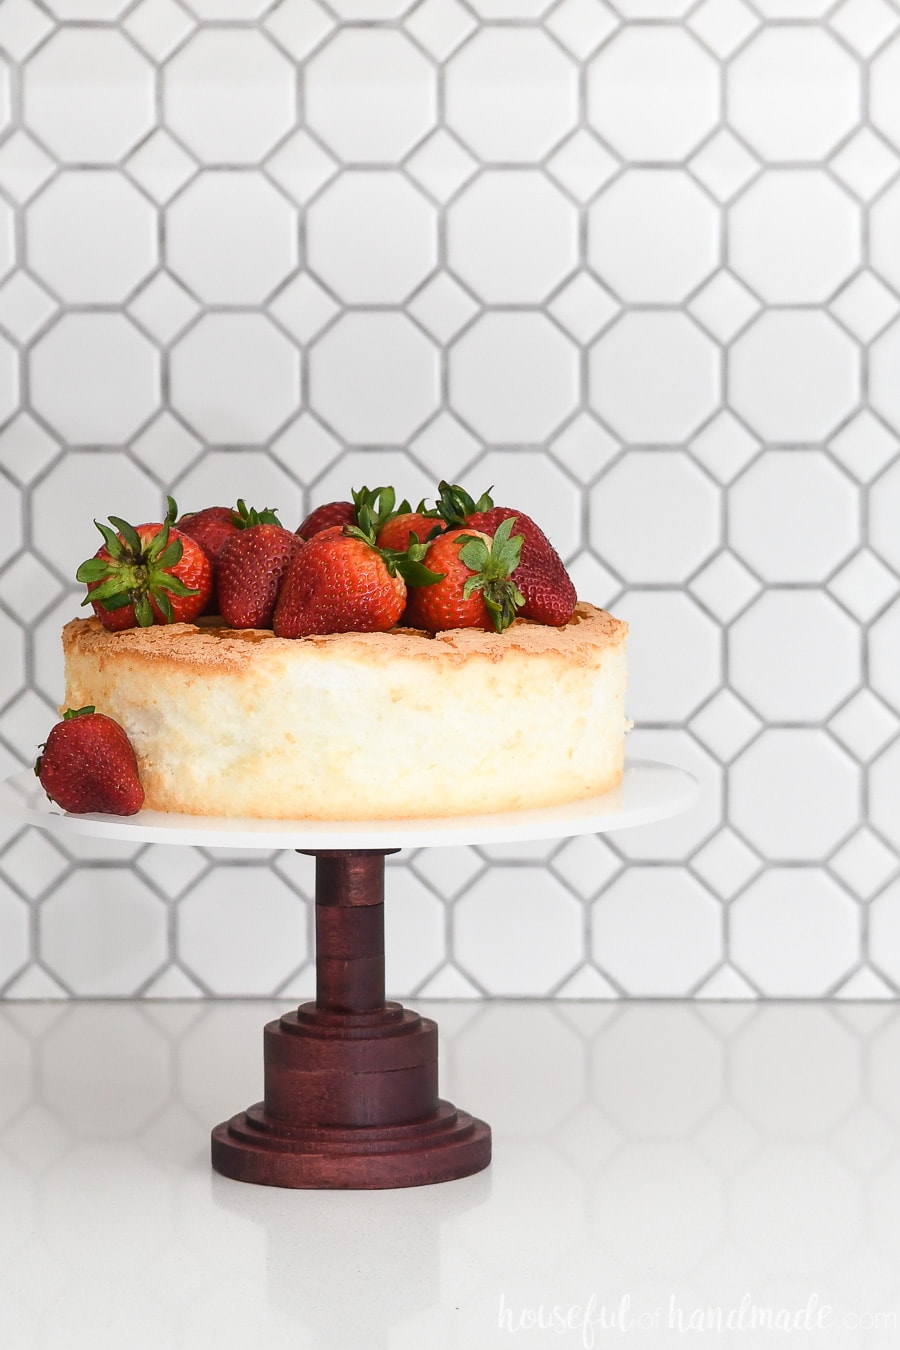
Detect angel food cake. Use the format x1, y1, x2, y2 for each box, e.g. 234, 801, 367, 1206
61, 604, 628, 820
39, 484, 629, 820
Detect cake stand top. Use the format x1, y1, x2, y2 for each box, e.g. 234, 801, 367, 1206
0, 759, 696, 851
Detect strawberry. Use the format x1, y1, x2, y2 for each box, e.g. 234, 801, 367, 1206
297, 485, 406, 541
178, 500, 281, 614
177, 505, 238, 564
273, 524, 440, 639
76, 503, 211, 630
375, 503, 441, 553
35, 707, 144, 815
217, 523, 303, 629
404, 520, 525, 634
435, 482, 577, 626
297, 499, 357, 540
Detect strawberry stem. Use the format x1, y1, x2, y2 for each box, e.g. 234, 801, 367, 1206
342, 523, 444, 588
352, 485, 402, 537
434, 481, 495, 528
233, 499, 282, 529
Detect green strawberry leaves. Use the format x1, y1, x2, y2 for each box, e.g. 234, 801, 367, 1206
107, 515, 143, 556
342, 522, 444, 588
458, 515, 522, 577
233, 499, 281, 529
76, 557, 115, 583
458, 517, 526, 634
171, 496, 281, 532
434, 480, 495, 528
353, 485, 404, 537
390, 554, 444, 587
76, 513, 199, 627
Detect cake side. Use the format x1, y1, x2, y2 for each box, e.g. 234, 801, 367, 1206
62, 603, 628, 820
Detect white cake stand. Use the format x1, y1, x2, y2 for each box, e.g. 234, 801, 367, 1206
0, 759, 697, 1190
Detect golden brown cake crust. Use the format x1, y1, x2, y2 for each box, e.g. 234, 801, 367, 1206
62, 601, 626, 673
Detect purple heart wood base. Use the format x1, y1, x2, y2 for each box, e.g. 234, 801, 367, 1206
211, 850, 492, 1189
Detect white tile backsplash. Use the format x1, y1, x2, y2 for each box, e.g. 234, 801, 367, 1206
591, 866, 722, 996
0, 3, 897, 999
588, 28, 718, 160
24, 30, 155, 162
177, 866, 308, 995
730, 868, 860, 996
730, 730, 860, 861
455, 867, 584, 996
730, 311, 862, 442
167, 171, 299, 304
730, 169, 861, 303
165, 29, 296, 163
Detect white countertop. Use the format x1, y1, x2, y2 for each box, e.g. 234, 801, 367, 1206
0, 999, 898, 1347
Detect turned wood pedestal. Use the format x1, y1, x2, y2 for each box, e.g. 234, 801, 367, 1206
0, 760, 698, 1192
210, 850, 492, 1189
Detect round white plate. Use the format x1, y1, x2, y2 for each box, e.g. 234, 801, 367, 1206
0, 760, 697, 851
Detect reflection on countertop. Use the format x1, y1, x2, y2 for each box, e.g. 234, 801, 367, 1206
0, 999, 899, 1348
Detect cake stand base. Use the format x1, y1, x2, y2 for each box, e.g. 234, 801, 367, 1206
212, 1100, 491, 1190
210, 851, 491, 1189
0, 760, 699, 1191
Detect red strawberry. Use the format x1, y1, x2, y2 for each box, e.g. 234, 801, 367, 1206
274, 524, 440, 639
35, 707, 144, 816
376, 509, 441, 553
76, 507, 211, 630
177, 505, 237, 563
297, 499, 357, 539
404, 520, 525, 634
217, 523, 303, 629
435, 482, 577, 626
179, 500, 281, 613
297, 485, 403, 541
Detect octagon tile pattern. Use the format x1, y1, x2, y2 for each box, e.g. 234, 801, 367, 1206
727, 28, 860, 161
27, 171, 158, 305
729, 171, 861, 304
0, 5, 897, 1001
23, 30, 155, 163
448, 170, 577, 304
587, 28, 719, 161
589, 169, 719, 303
167, 171, 298, 305
307, 171, 436, 304
163, 29, 295, 164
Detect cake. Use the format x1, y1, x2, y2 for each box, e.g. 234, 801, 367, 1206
61, 602, 629, 820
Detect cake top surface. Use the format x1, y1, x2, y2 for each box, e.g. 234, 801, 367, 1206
63, 601, 626, 673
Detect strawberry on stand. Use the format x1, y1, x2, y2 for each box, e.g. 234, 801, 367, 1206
296, 484, 388, 540
296, 498, 358, 539
176, 504, 239, 561
217, 519, 303, 629
274, 515, 441, 639
374, 497, 442, 552
434, 481, 577, 626
76, 502, 211, 629
297, 485, 431, 545
404, 519, 525, 634
178, 499, 281, 614
35, 706, 144, 815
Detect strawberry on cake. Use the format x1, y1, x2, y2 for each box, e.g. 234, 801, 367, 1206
43, 483, 629, 820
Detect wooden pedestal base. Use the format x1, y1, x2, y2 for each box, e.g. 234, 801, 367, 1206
211, 851, 492, 1189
